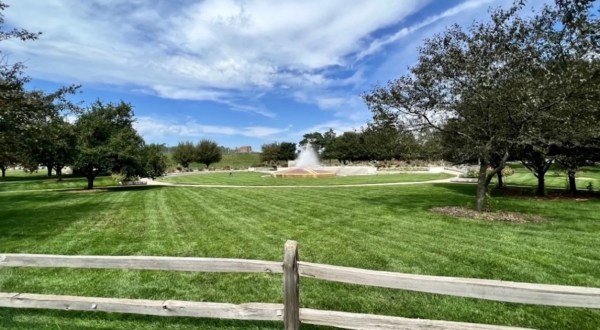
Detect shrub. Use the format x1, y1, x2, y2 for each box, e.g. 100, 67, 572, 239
501, 166, 515, 177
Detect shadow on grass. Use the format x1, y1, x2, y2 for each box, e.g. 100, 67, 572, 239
0, 194, 105, 247
431, 183, 477, 196
104, 185, 165, 192
0, 309, 330, 330
357, 184, 475, 213
0, 174, 84, 183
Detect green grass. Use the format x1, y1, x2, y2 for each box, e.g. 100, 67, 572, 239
212, 153, 261, 169
0, 178, 599, 329
167, 153, 261, 171
0, 176, 116, 192
159, 172, 452, 186
503, 164, 600, 190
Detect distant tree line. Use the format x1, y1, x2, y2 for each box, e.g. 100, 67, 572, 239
171, 139, 222, 169
296, 127, 442, 164
0, 3, 167, 188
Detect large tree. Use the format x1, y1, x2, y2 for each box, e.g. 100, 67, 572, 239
364, 1, 599, 211
73, 101, 144, 189
195, 139, 222, 169
0, 2, 39, 178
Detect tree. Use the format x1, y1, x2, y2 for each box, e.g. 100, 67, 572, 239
260, 143, 281, 165
195, 139, 222, 169
332, 131, 367, 163
142, 144, 168, 179
364, 1, 600, 211
299, 132, 325, 151
172, 141, 196, 169
0, 2, 39, 178
73, 101, 144, 189
278, 142, 297, 161
24, 117, 76, 179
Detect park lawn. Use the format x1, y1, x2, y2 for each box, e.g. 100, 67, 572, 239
0, 183, 599, 329
159, 171, 452, 186
502, 164, 600, 190
167, 153, 261, 172
212, 153, 261, 169
0, 176, 116, 192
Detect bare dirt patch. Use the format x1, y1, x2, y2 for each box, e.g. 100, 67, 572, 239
431, 206, 546, 224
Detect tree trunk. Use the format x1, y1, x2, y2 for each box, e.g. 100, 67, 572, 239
1, 167, 5, 178
46, 165, 52, 177
536, 173, 545, 197
475, 162, 488, 212
567, 169, 577, 194
55, 166, 63, 181
496, 171, 504, 189
86, 176, 94, 190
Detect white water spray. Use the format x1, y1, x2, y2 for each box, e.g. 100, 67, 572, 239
294, 144, 320, 168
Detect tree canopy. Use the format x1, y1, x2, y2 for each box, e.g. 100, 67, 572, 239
363, 0, 600, 210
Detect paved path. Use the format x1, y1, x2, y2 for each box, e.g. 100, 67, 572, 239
0, 176, 458, 194
142, 176, 456, 188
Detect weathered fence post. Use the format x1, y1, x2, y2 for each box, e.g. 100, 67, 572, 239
283, 240, 300, 330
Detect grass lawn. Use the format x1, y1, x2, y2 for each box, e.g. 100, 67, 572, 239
159, 172, 452, 186
0, 175, 599, 329
0, 175, 116, 192
167, 153, 261, 172
501, 164, 600, 191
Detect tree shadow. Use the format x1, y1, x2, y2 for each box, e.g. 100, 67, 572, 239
0, 308, 331, 330
0, 194, 106, 249
356, 184, 476, 213
431, 183, 478, 196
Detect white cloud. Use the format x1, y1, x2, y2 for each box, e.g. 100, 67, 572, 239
356, 0, 494, 60
134, 116, 286, 140
3, 0, 428, 111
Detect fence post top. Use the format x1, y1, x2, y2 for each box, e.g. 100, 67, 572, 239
285, 240, 298, 250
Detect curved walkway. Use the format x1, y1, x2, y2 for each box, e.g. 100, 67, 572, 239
143, 176, 456, 189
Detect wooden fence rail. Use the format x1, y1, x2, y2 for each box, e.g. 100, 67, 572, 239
1, 240, 599, 329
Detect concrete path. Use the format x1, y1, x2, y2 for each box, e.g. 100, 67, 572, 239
141, 176, 456, 189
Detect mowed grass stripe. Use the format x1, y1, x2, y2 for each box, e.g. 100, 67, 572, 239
1, 184, 599, 329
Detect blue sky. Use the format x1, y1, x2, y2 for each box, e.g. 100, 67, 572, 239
3, 0, 550, 149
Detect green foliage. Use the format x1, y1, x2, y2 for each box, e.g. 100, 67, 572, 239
172, 141, 196, 168
142, 144, 168, 179
73, 101, 144, 189
278, 142, 296, 161
363, 1, 600, 210
195, 139, 222, 169
260, 142, 281, 165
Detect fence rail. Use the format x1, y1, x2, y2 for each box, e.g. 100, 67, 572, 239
1, 241, 599, 329
0, 253, 282, 273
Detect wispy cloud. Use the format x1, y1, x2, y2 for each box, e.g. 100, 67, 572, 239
4, 0, 427, 109
356, 0, 494, 60
135, 116, 286, 140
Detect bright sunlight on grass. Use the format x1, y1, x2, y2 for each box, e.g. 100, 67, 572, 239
0, 173, 599, 329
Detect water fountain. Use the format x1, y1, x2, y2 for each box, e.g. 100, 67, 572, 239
272, 144, 336, 178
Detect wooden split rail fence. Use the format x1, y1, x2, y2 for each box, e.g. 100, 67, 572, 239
1, 240, 599, 329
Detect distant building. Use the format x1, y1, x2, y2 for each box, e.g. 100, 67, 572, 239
236, 146, 253, 153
